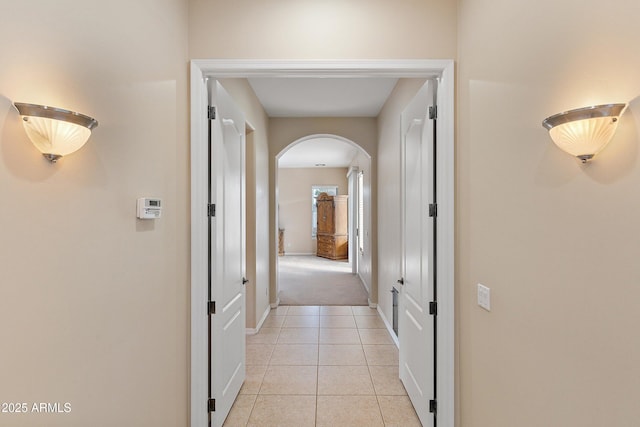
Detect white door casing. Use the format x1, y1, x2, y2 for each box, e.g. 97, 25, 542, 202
191, 63, 209, 427
208, 80, 246, 427
190, 60, 455, 427
399, 80, 436, 427
347, 166, 359, 274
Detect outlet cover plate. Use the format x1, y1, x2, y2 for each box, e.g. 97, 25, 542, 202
477, 283, 491, 311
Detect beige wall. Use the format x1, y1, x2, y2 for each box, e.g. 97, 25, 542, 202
269, 118, 378, 304
218, 79, 271, 329
1, 1, 459, 424
457, 0, 640, 425
278, 167, 349, 254
0, 1, 189, 426
189, 0, 457, 59
10, 1, 637, 426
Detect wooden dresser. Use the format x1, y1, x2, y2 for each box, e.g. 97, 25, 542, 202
316, 193, 348, 260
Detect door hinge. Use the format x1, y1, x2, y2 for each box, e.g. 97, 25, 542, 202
208, 301, 216, 315
429, 399, 437, 414
429, 105, 437, 120
429, 301, 437, 315
208, 106, 216, 120
208, 398, 216, 412
428, 203, 437, 217
208, 203, 216, 217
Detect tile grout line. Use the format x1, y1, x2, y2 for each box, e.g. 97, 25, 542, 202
232, 306, 401, 426
367, 308, 387, 426
242, 393, 257, 427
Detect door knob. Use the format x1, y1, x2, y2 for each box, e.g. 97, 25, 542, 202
397, 278, 404, 285
242, 277, 249, 285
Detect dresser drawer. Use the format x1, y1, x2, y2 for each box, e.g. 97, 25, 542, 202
316, 235, 334, 256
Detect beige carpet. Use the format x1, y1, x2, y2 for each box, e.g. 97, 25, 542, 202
277, 255, 369, 306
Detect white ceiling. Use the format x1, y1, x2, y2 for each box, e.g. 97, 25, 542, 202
251, 77, 396, 168
278, 137, 359, 168
248, 77, 398, 117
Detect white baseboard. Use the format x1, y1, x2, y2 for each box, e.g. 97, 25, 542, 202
270, 298, 280, 309
247, 305, 272, 335
368, 299, 377, 309
359, 272, 370, 292
377, 305, 399, 348
281, 252, 314, 256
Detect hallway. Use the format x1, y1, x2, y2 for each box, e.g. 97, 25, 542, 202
223, 305, 421, 426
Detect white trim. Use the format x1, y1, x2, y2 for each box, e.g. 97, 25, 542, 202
190, 59, 455, 427
358, 272, 369, 292
377, 305, 399, 347
347, 166, 359, 274
277, 133, 372, 158
269, 298, 280, 309
246, 305, 271, 335
346, 166, 359, 178
257, 304, 271, 330
191, 59, 452, 78
281, 252, 315, 256
435, 62, 455, 427
190, 63, 209, 427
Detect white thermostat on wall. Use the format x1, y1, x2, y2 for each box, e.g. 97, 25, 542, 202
137, 197, 162, 219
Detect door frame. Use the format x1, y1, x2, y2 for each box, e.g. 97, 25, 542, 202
190, 59, 455, 427
347, 165, 359, 275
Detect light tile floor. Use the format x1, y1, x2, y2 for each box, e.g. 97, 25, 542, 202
223, 305, 422, 427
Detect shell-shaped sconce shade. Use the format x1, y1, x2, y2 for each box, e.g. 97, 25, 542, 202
14, 103, 98, 162
543, 104, 626, 163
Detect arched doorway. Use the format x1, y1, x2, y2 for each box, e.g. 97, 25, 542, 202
274, 133, 373, 306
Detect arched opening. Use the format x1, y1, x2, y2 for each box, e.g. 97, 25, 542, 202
275, 133, 373, 306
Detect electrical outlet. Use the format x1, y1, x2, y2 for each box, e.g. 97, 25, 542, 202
477, 283, 491, 311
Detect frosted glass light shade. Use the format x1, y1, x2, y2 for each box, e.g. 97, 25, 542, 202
542, 104, 626, 163
14, 103, 98, 162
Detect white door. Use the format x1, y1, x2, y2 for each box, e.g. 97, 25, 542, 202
399, 80, 436, 427
209, 80, 246, 427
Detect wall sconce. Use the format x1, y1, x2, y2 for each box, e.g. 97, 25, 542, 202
14, 102, 98, 163
542, 103, 626, 163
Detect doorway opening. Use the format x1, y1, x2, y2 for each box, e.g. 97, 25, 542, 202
275, 134, 372, 306
190, 60, 455, 427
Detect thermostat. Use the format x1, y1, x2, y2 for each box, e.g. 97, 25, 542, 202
137, 197, 162, 219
